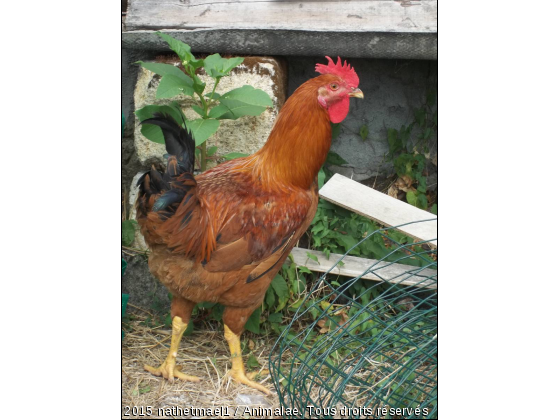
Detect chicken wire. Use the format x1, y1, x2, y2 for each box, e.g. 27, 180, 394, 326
269, 220, 437, 419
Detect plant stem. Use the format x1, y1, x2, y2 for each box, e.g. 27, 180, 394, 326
201, 142, 207, 172
207, 77, 221, 108
197, 92, 208, 117
196, 78, 221, 172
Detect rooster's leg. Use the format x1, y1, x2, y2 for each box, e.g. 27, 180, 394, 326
224, 324, 272, 395
144, 297, 200, 383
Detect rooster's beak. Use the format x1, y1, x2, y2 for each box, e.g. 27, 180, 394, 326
349, 88, 364, 99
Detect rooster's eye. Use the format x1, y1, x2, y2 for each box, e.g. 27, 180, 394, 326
330, 83, 339, 90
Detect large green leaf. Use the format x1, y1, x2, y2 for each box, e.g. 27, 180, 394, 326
185, 118, 220, 146
135, 104, 183, 124
209, 86, 271, 120
192, 105, 205, 117
203, 54, 244, 78
215, 99, 267, 120
245, 307, 261, 334
141, 124, 164, 144
221, 85, 273, 107
136, 61, 192, 82
208, 104, 231, 119
136, 104, 186, 144
156, 74, 195, 99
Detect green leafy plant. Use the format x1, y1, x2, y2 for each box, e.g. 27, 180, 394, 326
308, 198, 432, 269
135, 32, 272, 171
386, 90, 437, 210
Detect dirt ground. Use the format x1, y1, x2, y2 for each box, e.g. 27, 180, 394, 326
122, 308, 282, 419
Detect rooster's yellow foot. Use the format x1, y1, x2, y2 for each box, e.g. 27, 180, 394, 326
229, 368, 272, 395
144, 359, 200, 383
144, 316, 200, 383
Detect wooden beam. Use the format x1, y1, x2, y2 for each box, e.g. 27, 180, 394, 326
291, 247, 436, 289
319, 174, 437, 247
125, 0, 437, 33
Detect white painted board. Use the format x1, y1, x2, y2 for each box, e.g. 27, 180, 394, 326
319, 174, 437, 247
291, 247, 436, 289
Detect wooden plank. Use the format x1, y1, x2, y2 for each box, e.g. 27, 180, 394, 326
291, 247, 436, 289
320, 174, 437, 247
126, 0, 437, 33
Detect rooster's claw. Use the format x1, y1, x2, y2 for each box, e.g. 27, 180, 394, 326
144, 361, 200, 383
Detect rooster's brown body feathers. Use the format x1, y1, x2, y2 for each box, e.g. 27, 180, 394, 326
135, 59, 363, 392
136, 76, 343, 333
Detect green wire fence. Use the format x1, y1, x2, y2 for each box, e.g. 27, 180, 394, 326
269, 220, 437, 419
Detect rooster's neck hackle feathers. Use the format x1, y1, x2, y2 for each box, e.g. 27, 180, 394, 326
247, 76, 335, 190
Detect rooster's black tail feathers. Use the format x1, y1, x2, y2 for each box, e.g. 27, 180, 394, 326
142, 112, 195, 175
137, 112, 196, 215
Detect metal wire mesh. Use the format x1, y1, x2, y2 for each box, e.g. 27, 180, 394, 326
269, 220, 437, 419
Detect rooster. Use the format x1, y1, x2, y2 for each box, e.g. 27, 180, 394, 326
136, 57, 363, 394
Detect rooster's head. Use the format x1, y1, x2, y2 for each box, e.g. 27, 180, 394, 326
314, 56, 363, 123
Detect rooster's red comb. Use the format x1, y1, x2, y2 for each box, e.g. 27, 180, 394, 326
315, 56, 359, 88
